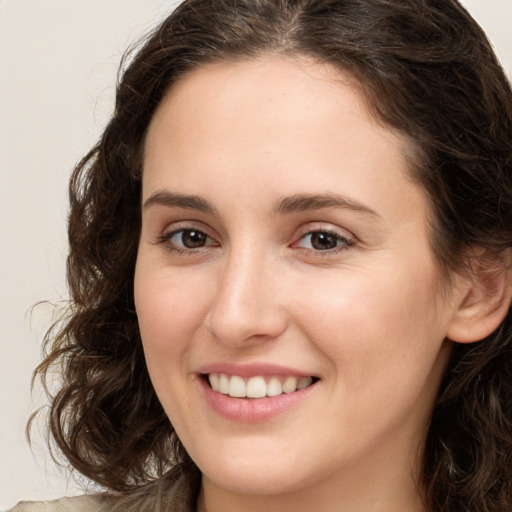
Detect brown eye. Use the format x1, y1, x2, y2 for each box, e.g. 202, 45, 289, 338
309, 232, 339, 250
296, 230, 353, 252
169, 229, 210, 249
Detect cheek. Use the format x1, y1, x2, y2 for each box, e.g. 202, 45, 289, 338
133, 263, 213, 422
293, 258, 445, 383
134, 263, 212, 357
296, 265, 449, 447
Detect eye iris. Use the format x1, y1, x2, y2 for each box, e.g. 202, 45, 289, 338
310, 232, 338, 250
181, 230, 207, 248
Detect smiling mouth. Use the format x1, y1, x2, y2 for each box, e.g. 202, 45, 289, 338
204, 373, 319, 399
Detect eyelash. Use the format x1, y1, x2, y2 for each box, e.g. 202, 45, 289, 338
292, 229, 354, 255
155, 228, 217, 255
155, 226, 355, 256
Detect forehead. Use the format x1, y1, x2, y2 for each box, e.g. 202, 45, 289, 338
143, 56, 426, 227
146, 56, 396, 149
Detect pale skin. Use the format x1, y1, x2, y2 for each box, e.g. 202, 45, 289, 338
134, 56, 510, 512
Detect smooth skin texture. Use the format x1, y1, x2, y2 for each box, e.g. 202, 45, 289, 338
134, 57, 484, 512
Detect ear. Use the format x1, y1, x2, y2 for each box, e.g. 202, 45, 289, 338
446, 250, 512, 344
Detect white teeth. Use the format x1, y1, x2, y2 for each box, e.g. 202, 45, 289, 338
229, 375, 246, 397
207, 373, 314, 398
282, 376, 298, 393
209, 373, 220, 392
266, 377, 283, 397
246, 376, 267, 398
297, 376, 313, 390
219, 373, 230, 394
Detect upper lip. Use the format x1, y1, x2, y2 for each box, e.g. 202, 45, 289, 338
197, 362, 318, 379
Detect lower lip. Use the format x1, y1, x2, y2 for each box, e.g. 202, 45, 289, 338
198, 377, 317, 423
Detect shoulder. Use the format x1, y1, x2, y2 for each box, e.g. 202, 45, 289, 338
7, 495, 107, 512
7, 465, 200, 512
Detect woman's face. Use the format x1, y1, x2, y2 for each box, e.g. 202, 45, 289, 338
135, 57, 465, 502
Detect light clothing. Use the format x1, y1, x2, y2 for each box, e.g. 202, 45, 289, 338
7, 466, 199, 512
6, 495, 104, 512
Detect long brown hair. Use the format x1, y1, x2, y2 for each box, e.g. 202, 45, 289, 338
32, 1, 512, 510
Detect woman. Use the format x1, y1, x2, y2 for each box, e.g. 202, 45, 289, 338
11, 0, 512, 511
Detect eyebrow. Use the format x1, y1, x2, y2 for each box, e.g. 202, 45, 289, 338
143, 190, 379, 218
273, 193, 380, 217
143, 191, 216, 214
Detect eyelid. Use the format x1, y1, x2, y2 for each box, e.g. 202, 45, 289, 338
154, 220, 220, 250
167, 228, 215, 246
159, 219, 215, 237
294, 222, 355, 241
291, 223, 356, 253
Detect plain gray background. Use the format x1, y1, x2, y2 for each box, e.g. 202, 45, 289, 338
1, 0, 511, 508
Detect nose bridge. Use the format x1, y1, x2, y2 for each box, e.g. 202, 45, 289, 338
205, 243, 286, 346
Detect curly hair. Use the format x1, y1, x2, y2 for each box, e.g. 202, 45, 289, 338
32, 0, 512, 510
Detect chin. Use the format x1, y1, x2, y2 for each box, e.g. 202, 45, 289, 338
190, 437, 327, 497
201, 460, 313, 496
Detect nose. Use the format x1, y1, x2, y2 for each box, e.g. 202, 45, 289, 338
204, 249, 288, 347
